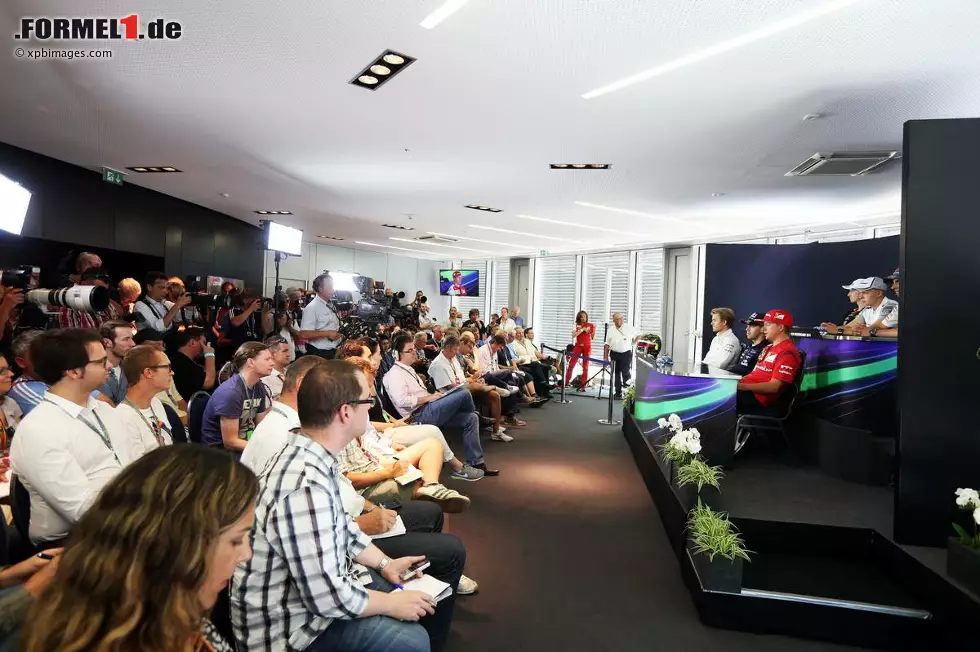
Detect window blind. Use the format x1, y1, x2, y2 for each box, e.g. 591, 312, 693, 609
634, 248, 665, 336
531, 256, 578, 351
582, 251, 630, 342
490, 259, 511, 315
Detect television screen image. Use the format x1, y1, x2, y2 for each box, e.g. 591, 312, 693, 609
439, 269, 479, 296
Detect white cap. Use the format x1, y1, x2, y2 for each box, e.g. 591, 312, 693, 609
842, 277, 887, 291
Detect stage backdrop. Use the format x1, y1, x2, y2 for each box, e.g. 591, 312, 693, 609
701, 237, 899, 350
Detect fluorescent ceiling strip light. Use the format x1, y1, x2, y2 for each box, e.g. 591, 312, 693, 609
355, 241, 439, 256
427, 231, 531, 248
420, 0, 473, 29
389, 237, 493, 254
581, 0, 865, 99
574, 201, 692, 225
515, 214, 634, 235
467, 224, 586, 244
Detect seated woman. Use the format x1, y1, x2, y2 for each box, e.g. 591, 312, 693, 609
0, 351, 22, 457
0, 548, 62, 649
21, 446, 257, 652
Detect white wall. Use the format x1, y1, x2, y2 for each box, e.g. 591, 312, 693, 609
262, 243, 449, 319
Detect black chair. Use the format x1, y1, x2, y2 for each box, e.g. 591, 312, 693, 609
0, 501, 9, 567
163, 403, 187, 444
10, 474, 31, 543
734, 351, 808, 457
187, 391, 211, 444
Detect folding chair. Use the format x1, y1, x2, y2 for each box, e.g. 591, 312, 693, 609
734, 351, 807, 458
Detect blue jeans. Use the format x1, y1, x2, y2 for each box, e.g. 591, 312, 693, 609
414, 388, 483, 466
305, 570, 430, 652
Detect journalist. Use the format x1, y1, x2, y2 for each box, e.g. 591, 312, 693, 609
52, 267, 118, 329
299, 273, 343, 359
96, 320, 136, 406
170, 326, 216, 399
134, 272, 192, 333
219, 288, 270, 352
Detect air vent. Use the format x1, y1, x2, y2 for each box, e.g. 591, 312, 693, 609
785, 152, 899, 177
416, 235, 459, 243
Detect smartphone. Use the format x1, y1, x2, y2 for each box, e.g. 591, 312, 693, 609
400, 559, 431, 581
37, 552, 55, 560
379, 500, 402, 511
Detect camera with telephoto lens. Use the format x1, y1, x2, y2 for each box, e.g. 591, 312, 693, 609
26, 285, 110, 312
1, 266, 37, 291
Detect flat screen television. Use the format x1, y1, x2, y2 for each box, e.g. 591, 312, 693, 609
439, 269, 479, 296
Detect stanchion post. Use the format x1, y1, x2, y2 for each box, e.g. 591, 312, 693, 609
555, 351, 571, 404
598, 359, 621, 426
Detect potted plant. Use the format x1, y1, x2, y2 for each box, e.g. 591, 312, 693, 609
675, 457, 723, 511
687, 502, 751, 593
949, 488, 980, 595
657, 415, 700, 482
622, 385, 636, 413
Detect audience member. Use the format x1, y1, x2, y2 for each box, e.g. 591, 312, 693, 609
232, 361, 451, 652
299, 273, 343, 359
21, 446, 256, 651
498, 307, 517, 333
462, 308, 486, 338
10, 329, 141, 547
115, 343, 175, 454
418, 301, 435, 329
52, 267, 116, 329
70, 251, 101, 284
459, 333, 523, 427
430, 335, 510, 442
220, 288, 270, 354
0, 548, 62, 646
96, 320, 136, 405
730, 312, 768, 376
201, 342, 273, 453
116, 277, 141, 314
134, 271, 193, 333
170, 325, 216, 399
736, 310, 802, 416
511, 306, 525, 328
8, 330, 48, 415
384, 334, 497, 476
497, 332, 546, 403
260, 335, 291, 399
447, 306, 462, 328
0, 353, 21, 452
702, 307, 740, 370
133, 328, 187, 420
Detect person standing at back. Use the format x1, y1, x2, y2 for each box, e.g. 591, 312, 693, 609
702, 307, 740, 370
134, 271, 192, 333
565, 311, 595, 391
603, 312, 636, 400
299, 273, 343, 359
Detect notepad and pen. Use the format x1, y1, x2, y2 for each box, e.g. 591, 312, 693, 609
369, 515, 407, 540
394, 574, 453, 603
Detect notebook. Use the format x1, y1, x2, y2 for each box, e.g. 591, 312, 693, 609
401, 574, 453, 603
370, 515, 407, 540
394, 464, 424, 486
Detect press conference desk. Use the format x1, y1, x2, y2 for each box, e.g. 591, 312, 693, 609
633, 354, 740, 468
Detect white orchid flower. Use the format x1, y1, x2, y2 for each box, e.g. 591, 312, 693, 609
956, 488, 980, 508
974, 507, 980, 526
668, 414, 683, 431
658, 418, 669, 429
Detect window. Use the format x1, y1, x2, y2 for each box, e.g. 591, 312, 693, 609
806, 228, 871, 243
453, 259, 487, 319
531, 256, 578, 350
581, 251, 630, 342
490, 259, 511, 314
634, 249, 665, 336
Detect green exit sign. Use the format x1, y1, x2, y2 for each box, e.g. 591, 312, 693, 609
539, 249, 550, 257
102, 167, 125, 186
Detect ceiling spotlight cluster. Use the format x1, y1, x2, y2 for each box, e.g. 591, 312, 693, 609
350, 50, 417, 91
126, 166, 181, 173
465, 204, 503, 213
254, 210, 293, 215
382, 223, 415, 231
318, 235, 345, 241
549, 164, 611, 170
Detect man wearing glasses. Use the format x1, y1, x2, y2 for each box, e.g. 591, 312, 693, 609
383, 333, 498, 477
10, 329, 141, 548
115, 344, 176, 455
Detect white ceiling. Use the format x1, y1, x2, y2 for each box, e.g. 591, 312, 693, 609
2, 0, 979, 259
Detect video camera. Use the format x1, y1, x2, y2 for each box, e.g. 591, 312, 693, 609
331, 275, 412, 339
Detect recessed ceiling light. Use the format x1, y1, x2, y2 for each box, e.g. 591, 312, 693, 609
420, 0, 474, 29
220, 192, 230, 198
427, 231, 527, 248
381, 224, 415, 231
389, 237, 492, 254
351, 50, 416, 91
318, 235, 345, 241
551, 163, 610, 170
465, 204, 503, 213
571, 164, 587, 168
356, 241, 438, 256
711, 192, 726, 197
467, 224, 586, 244
254, 210, 293, 215
581, 0, 866, 99
575, 201, 690, 225
516, 214, 634, 235
126, 166, 182, 173
803, 113, 824, 121
552, 164, 569, 168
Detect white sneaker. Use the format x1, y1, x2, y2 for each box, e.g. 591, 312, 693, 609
482, 425, 507, 434
416, 483, 471, 513
491, 432, 514, 442
457, 574, 479, 595
493, 387, 512, 397
507, 385, 520, 394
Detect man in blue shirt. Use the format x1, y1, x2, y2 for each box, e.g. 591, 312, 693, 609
201, 342, 274, 453
730, 312, 768, 377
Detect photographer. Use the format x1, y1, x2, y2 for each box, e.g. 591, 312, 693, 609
219, 288, 271, 354
134, 272, 192, 333
0, 283, 25, 347
298, 273, 342, 359
165, 276, 203, 327
52, 267, 119, 330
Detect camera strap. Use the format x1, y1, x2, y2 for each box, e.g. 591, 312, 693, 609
141, 297, 164, 319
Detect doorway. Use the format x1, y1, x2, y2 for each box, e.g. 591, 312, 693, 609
664, 248, 694, 364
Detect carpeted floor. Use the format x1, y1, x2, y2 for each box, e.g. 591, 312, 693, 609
441, 397, 871, 652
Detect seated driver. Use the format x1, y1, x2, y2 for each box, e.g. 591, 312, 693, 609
735, 310, 802, 416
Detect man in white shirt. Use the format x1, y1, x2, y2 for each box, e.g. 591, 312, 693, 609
260, 335, 291, 399
822, 277, 899, 338
134, 271, 193, 333
702, 307, 741, 371
417, 302, 435, 329
298, 273, 343, 359
10, 329, 141, 546
96, 320, 136, 405
430, 335, 512, 442
603, 312, 636, 400
116, 344, 175, 455
383, 333, 497, 476
498, 307, 517, 333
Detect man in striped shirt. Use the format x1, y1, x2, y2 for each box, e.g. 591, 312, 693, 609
231, 360, 454, 652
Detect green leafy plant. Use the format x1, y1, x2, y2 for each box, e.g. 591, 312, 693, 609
688, 502, 751, 563
622, 385, 636, 409
675, 457, 724, 492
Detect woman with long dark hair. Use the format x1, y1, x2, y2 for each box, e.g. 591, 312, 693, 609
565, 310, 596, 391
21, 446, 258, 652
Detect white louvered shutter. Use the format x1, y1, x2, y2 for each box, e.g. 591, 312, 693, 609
635, 249, 665, 336
532, 256, 578, 351
490, 259, 511, 314
582, 251, 630, 343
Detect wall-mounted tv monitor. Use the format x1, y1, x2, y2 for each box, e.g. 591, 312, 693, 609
439, 269, 479, 296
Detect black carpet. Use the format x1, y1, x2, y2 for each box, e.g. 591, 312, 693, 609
440, 398, 872, 652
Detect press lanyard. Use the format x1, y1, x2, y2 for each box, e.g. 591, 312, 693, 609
44, 398, 120, 465
124, 399, 169, 446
